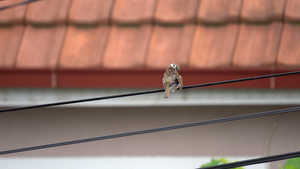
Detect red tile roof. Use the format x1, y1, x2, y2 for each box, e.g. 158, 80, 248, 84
103, 25, 151, 68
16, 25, 66, 68
155, 0, 198, 23
0, 25, 24, 67
60, 25, 109, 68
0, 0, 27, 24
0, 0, 300, 88
25, 0, 70, 24
285, 0, 300, 22
190, 24, 239, 68
233, 22, 282, 67
112, 0, 155, 23
147, 24, 194, 68
277, 23, 300, 67
241, 0, 285, 22
70, 0, 114, 24
197, 0, 242, 23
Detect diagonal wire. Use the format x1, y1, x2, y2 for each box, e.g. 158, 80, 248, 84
0, 0, 298, 165
0, 0, 40, 11
0, 70, 300, 114
0, 106, 299, 156
198, 150, 300, 169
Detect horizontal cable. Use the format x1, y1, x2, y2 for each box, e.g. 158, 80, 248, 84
1, 70, 300, 114
198, 150, 300, 169
0, 0, 40, 11
0, 106, 299, 155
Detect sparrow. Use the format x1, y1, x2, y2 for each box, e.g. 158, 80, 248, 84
162, 63, 183, 98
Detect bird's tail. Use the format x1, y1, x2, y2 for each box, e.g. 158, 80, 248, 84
164, 87, 171, 98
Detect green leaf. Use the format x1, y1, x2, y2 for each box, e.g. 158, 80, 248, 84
201, 158, 221, 167
200, 158, 244, 169
284, 165, 298, 169
219, 157, 229, 164
279, 164, 284, 169
285, 157, 300, 169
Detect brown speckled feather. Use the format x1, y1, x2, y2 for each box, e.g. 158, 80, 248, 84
162, 64, 183, 98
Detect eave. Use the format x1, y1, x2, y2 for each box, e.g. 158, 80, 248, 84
1, 68, 300, 89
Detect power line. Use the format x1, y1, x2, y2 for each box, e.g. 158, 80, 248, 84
0, 106, 299, 156
0, 0, 40, 11
1, 70, 300, 114
198, 151, 300, 169
0, 1, 298, 166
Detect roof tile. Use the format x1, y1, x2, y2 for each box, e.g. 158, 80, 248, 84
189, 24, 239, 68
69, 0, 114, 24
59, 25, 109, 68
233, 23, 283, 67
146, 24, 194, 68
0, 25, 24, 67
197, 0, 242, 23
103, 25, 152, 68
112, 0, 156, 23
0, 0, 27, 24
16, 25, 66, 68
0, 0, 298, 73
26, 0, 70, 24
285, 0, 300, 22
241, 0, 285, 22
277, 23, 300, 67
155, 0, 198, 23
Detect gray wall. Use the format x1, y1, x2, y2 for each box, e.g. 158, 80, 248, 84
0, 105, 299, 167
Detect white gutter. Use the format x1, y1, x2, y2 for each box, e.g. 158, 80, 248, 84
0, 88, 299, 107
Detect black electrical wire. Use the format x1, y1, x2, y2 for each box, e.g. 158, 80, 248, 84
198, 151, 300, 169
1, 70, 300, 114
0, 1, 298, 167
0, 0, 40, 11
0, 106, 299, 156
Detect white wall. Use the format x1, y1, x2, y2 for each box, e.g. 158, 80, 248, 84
0, 157, 267, 169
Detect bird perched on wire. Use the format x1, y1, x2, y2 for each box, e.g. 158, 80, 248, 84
162, 63, 183, 98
